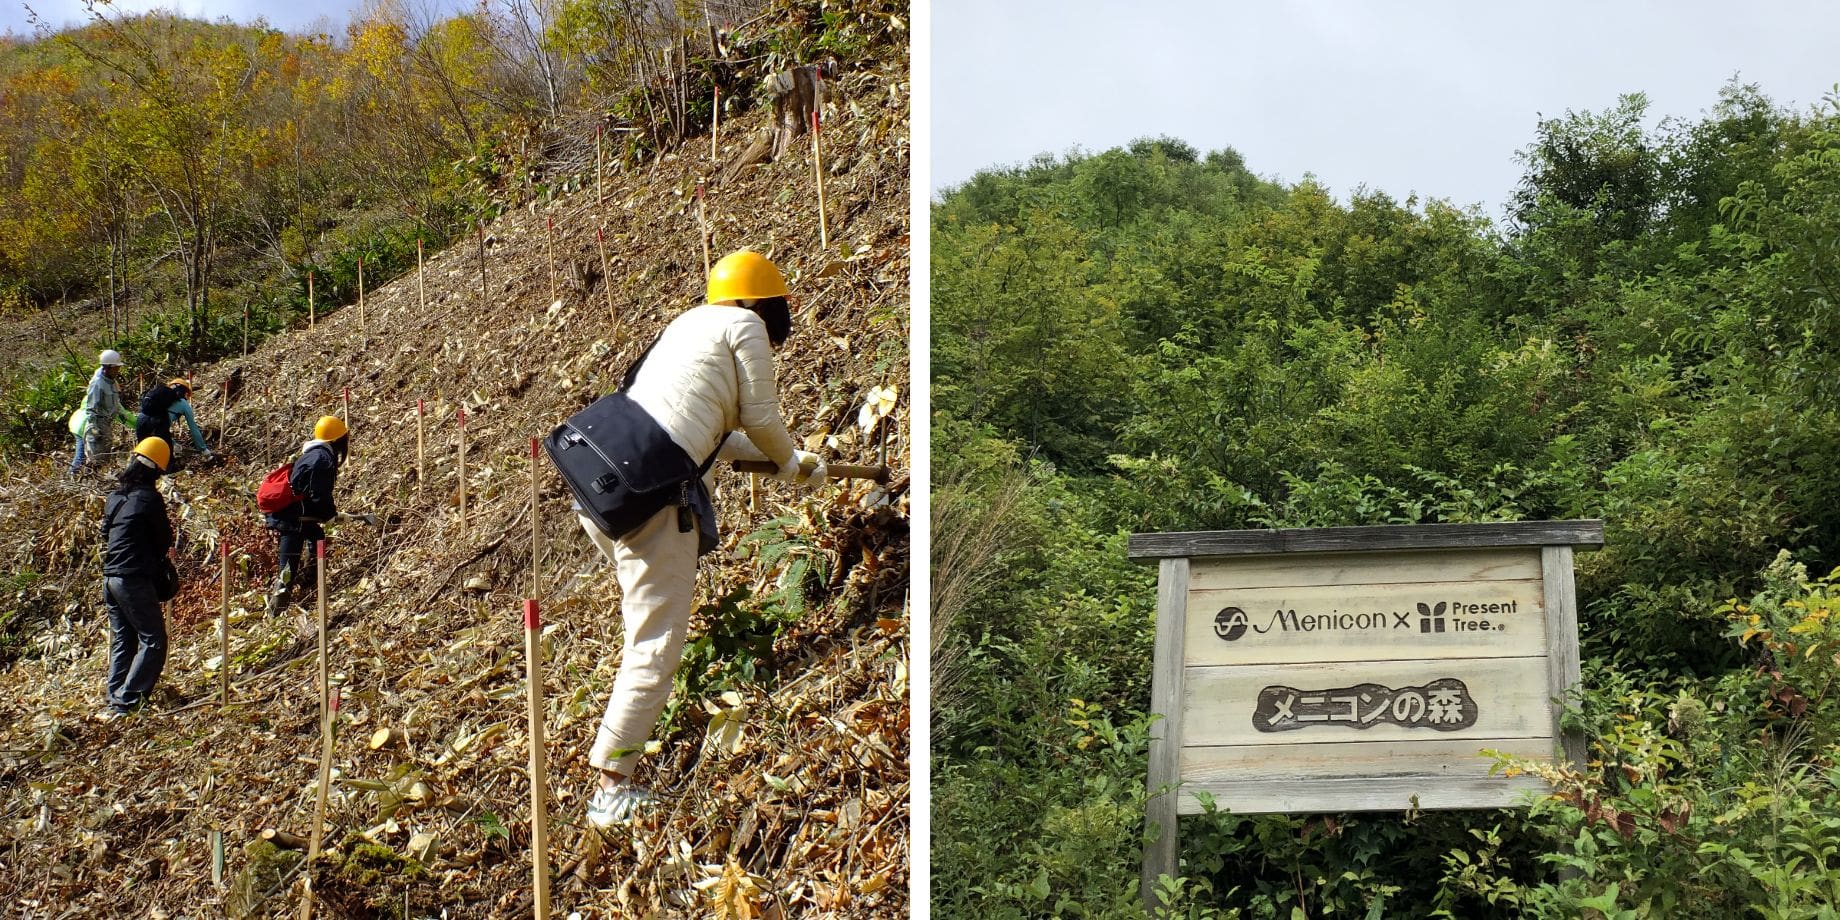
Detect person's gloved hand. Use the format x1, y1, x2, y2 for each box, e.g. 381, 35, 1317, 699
796, 450, 828, 489
773, 454, 803, 485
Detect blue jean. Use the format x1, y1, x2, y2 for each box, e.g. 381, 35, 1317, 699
69, 436, 86, 475
103, 575, 167, 709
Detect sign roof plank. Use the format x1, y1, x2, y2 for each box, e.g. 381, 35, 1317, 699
1128, 520, 1605, 560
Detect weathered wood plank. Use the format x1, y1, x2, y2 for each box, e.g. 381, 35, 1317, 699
1128, 520, 1605, 560
1186, 578, 1547, 667
1180, 736, 1553, 785
1142, 557, 1189, 912
1182, 657, 1553, 747
1542, 546, 1587, 768
1189, 547, 1541, 591
1176, 772, 1553, 815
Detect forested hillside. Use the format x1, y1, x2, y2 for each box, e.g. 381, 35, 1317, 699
933, 86, 1840, 918
0, 0, 910, 915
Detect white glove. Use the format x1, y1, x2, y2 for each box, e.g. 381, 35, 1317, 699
799, 451, 828, 489
773, 454, 802, 484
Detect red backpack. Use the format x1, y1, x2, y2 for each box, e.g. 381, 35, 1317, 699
256, 461, 300, 513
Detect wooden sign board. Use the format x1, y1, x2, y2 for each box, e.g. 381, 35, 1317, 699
1126, 520, 1603, 910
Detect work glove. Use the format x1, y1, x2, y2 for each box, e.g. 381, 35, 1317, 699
774, 450, 827, 489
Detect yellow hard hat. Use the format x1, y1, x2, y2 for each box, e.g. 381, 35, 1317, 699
167, 378, 190, 396
315, 415, 349, 441
707, 250, 789, 304
133, 437, 171, 472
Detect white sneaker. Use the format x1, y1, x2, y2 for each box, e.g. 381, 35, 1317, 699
585, 782, 657, 828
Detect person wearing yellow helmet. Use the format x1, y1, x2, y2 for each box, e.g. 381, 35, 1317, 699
263, 415, 351, 615
578, 249, 829, 828
99, 437, 175, 718
69, 348, 135, 476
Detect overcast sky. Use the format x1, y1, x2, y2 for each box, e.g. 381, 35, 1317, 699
933, 0, 1840, 218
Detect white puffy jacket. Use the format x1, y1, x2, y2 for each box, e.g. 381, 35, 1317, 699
626, 304, 796, 469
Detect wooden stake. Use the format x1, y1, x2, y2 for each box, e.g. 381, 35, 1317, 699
523, 599, 551, 920
222, 379, 233, 444
416, 239, 426, 313
595, 123, 605, 206
545, 215, 556, 304
711, 86, 720, 160
749, 473, 760, 513
211, 829, 225, 888
307, 270, 315, 328
457, 408, 468, 529
357, 256, 365, 327
696, 184, 712, 282
242, 303, 249, 356
302, 686, 339, 920
478, 222, 489, 311
530, 439, 542, 598
810, 110, 829, 250
342, 386, 351, 431
596, 227, 617, 329
416, 399, 426, 493
219, 544, 230, 707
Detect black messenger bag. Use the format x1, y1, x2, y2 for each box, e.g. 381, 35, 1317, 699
545, 391, 716, 540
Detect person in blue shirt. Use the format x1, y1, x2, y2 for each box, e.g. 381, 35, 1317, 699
135, 378, 214, 463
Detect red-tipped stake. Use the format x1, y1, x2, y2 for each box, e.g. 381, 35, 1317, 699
523, 598, 551, 919
711, 85, 721, 160
302, 539, 334, 920
530, 438, 542, 598
316, 539, 329, 726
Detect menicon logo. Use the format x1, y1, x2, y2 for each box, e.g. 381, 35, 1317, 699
1214, 606, 1249, 642
1417, 602, 1447, 633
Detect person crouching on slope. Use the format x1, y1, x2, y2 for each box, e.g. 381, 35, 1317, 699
100, 438, 175, 718
70, 349, 135, 476
136, 378, 215, 466
263, 415, 349, 615
580, 250, 828, 827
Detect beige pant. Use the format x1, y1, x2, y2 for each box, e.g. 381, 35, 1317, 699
580, 505, 700, 776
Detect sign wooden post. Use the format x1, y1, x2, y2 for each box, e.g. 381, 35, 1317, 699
457, 407, 468, 529
596, 227, 617, 329
810, 110, 828, 250
219, 543, 230, 706
1126, 521, 1603, 912
416, 399, 426, 493
523, 599, 551, 920
307, 270, 315, 328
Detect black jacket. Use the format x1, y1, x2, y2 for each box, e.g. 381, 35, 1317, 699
289, 443, 339, 523
101, 482, 173, 578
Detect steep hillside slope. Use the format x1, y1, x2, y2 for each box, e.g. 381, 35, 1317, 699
0, 30, 909, 919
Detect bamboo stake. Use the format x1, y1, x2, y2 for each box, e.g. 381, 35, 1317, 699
307, 270, 315, 328
457, 408, 468, 529
478, 221, 489, 311
316, 539, 328, 727
357, 256, 365, 327
811, 110, 828, 250
416, 239, 426, 313
530, 439, 541, 598
523, 598, 551, 920
416, 399, 426, 493
342, 386, 351, 432
596, 227, 617, 329
301, 686, 339, 920
242, 303, 249, 356
596, 123, 605, 206
219, 544, 230, 707
222, 379, 233, 444
696, 184, 712, 281
211, 828, 224, 888
711, 86, 720, 160
545, 215, 556, 304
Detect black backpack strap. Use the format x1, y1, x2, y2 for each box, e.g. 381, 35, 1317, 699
619, 331, 665, 391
